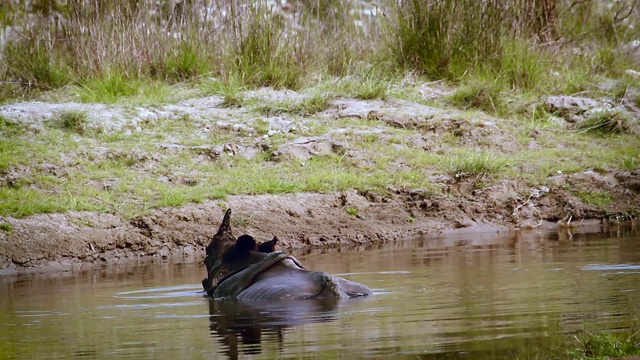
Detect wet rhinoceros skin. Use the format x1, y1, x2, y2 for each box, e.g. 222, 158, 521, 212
212, 251, 372, 300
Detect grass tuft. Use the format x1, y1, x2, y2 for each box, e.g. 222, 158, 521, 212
201, 76, 247, 108
52, 110, 89, 135
622, 156, 638, 171
500, 40, 549, 91
232, 4, 306, 90
2, 38, 72, 92
163, 41, 207, 81
258, 92, 333, 116
568, 330, 640, 360
578, 109, 632, 135
449, 77, 504, 114
77, 70, 141, 103
348, 73, 390, 100
0, 221, 13, 233
438, 150, 508, 178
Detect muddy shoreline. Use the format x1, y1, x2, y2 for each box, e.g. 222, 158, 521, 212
1, 174, 637, 276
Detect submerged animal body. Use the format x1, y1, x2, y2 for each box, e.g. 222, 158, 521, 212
202, 209, 372, 300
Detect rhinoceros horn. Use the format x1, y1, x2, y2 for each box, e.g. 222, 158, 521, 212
203, 209, 237, 290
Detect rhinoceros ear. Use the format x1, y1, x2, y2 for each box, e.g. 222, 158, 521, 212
236, 235, 257, 253
257, 236, 278, 253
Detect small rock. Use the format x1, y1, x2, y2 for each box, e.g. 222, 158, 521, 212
625, 69, 640, 79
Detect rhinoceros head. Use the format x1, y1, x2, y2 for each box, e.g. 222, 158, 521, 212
202, 209, 277, 295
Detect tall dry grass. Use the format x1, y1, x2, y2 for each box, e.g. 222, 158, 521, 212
0, 0, 638, 101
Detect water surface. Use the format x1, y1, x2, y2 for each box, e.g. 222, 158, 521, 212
1, 226, 639, 359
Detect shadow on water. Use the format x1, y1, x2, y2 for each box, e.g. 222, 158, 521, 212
208, 298, 341, 360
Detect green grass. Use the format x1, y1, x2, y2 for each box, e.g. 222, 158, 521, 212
77, 70, 142, 103
566, 330, 640, 360
622, 156, 638, 170
0, 0, 638, 106
0, 115, 24, 137
437, 150, 508, 178
0, 97, 637, 219
258, 92, 333, 116
0, 221, 13, 233
163, 41, 208, 81
500, 39, 549, 92
51, 110, 88, 135
573, 190, 614, 209
201, 76, 247, 107
449, 76, 504, 114
578, 109, 633, 135
0, 1, 639, 219
334, 73, 391, 100
2, 39, 72, 93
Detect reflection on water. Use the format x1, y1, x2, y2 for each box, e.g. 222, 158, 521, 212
209, 298, 342, 360
0, 226, 639, 359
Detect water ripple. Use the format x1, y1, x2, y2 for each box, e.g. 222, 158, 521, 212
582, 263, 640, 271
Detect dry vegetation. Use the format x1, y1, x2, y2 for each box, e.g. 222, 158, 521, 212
0, 0, 638, 100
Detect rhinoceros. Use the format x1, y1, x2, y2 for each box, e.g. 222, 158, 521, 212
202, 209, 372, 300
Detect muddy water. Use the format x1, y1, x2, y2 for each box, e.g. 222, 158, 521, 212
1, 227, 639, 359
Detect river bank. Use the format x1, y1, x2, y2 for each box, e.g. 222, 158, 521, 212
1, 85, 639, 275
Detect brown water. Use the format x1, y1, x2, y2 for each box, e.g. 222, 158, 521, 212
1, 226, 639, 359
